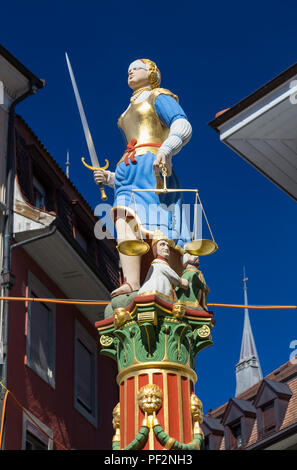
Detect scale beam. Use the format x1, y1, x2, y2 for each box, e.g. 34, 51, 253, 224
132, 189, 199, 194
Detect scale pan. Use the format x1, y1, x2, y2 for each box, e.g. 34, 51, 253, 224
185, 239, 218, 256
117, 240, 150, 256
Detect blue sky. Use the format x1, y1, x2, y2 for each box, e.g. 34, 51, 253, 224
2, 0, 297, 413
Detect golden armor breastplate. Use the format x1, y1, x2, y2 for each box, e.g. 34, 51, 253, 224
117, 88, 178, 160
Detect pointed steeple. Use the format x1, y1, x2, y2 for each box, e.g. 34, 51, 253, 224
235, 268, 262, 396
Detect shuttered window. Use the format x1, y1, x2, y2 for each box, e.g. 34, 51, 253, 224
26, 273, 55, 388
26, 432, 48, 450
229, 421, 242, 449
76, 339, 94, 412
32, 177, 46, 210
204, 436, 210, 450
74, 322, 98, 426
22, 410, 53, 450
29, 296, 51, 372
262, 401, 276, 435
75, 229, 88, 252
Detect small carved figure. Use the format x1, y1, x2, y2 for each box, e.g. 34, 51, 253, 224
112, 402, 121, 428
190, 393, 204, 438
113, 307, 131, 329
176, 253, 209, 310
172, 300, 187, 320
138, 230, 188, 300
190, 393, 203, 424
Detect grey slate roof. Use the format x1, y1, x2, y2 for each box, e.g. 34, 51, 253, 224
264, 379, 293, 398
203, 416, 224, 432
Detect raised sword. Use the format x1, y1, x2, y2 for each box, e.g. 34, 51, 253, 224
65, 52, 109, 201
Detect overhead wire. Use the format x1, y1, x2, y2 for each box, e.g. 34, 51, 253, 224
0, 297, 294, 450
0, 296, 296, 309
0, 387, 9, 449
0, 381, 69, 450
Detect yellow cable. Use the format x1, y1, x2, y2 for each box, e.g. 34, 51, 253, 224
0, 388, 9, 449
208, 303, 297, 309
0, 296, 296, 309
0, 296, 109, 305
0, 381, 68, 450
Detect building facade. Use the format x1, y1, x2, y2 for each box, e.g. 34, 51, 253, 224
202, 360, 297, 450
202, 277, 297, 450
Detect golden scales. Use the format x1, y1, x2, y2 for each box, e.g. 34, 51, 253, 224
117, 162, 218, 257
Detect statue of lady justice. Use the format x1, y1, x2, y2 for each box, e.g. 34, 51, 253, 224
94, 59, 192, 298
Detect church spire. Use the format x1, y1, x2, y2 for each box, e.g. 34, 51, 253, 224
235, 268, 263, 396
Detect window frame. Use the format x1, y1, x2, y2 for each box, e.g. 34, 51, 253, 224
228, 419, 243, 450
26, 272, 56, 388
74, 320, 98, 427
260, 400, 277, 437
22, 410, 54, 450
254, 379, 292, 440
204, 435, 210, 450
75, 227, 88, 252
32, 176, 46, 210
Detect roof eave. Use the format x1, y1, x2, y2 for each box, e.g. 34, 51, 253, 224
209, 61, 297, 131
0, 43, 44, 89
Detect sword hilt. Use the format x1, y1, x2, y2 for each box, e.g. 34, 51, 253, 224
81, 157, 109, 201
99, 183, 107, 201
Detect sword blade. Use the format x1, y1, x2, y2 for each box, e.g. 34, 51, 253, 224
65, 52, 100, 168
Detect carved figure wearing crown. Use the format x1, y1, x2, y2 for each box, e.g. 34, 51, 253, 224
94, 59, 192, 298
138, 230, 188, 300
176, 253, 209, 310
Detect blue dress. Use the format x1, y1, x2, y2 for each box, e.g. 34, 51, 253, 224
112, 93, 192, 250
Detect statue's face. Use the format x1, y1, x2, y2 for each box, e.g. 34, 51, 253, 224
128, 61, 150, 90
172, 302, 186, 319
114, 308, 129, 328
188, 254, 200, 266
156, 240, 170, 260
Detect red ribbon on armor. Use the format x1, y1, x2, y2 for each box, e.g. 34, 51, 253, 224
123, 138, 161, 166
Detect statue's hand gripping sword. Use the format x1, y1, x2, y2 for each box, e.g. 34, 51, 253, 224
65, 52, 109, 201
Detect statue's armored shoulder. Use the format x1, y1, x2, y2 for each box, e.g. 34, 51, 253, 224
151, 88, 179, 104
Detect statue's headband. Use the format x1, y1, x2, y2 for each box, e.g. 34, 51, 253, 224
128, 59, 161, 89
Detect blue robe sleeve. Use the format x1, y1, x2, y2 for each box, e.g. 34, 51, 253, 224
155, 95, 188, 128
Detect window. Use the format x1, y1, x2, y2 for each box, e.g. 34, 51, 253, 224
26, 272, 56, 387
33, 177, 46, 210
75, 228, 88, 252
204, 436, 210, 450
254, 378, 292, 439
74, 321, 98, 426
0, 80, 3, 106
229, 421, 242, 449
22, 411, 53, 450
26, 432, 48, 450
261, 401, 276, 435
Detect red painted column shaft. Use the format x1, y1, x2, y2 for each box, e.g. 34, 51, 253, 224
120, 371, 194, 450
